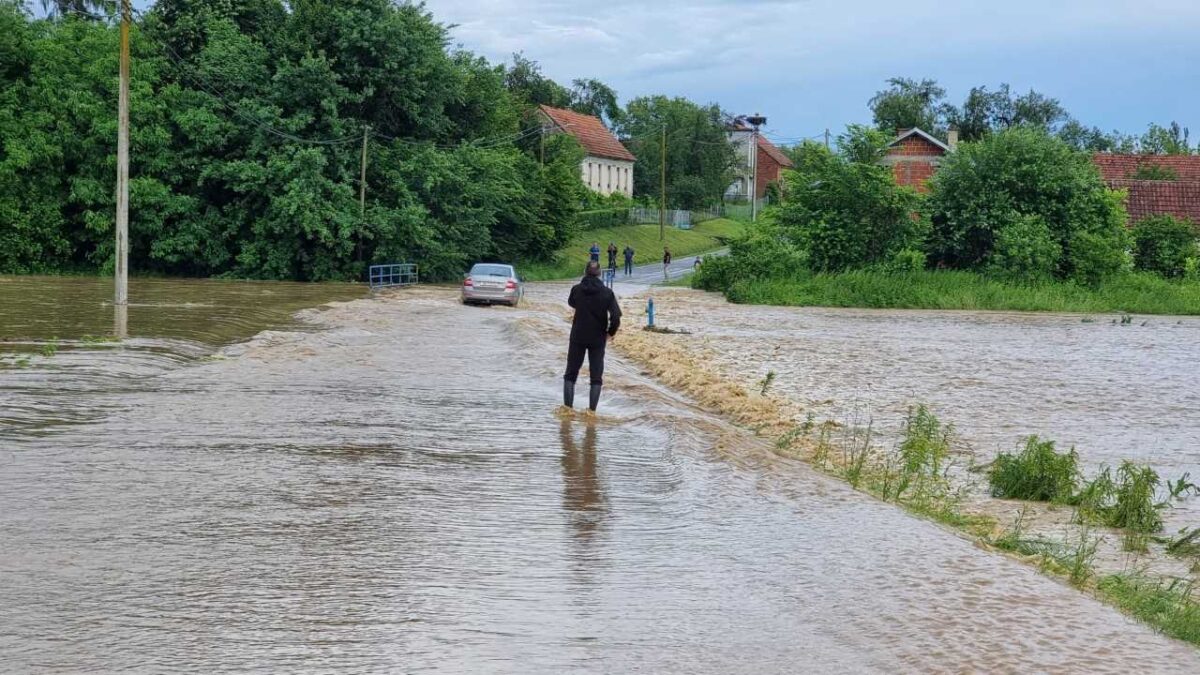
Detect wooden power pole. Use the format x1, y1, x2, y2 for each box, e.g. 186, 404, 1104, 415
114, 0, 131, 306
659, 124, 666, 241
359, 126, 369, 216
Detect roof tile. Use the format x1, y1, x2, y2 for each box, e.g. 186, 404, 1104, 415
538, 105, 635, 162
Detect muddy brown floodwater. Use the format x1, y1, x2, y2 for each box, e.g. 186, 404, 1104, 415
638, 289, 1200, 528
2, 279, 1199, 672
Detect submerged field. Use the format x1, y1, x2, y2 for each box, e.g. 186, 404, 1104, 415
719, 269, 1200, 315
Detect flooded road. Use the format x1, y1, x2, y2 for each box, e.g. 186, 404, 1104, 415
642, 289, 1200, 525
3, 281, 1200, 672
0, 275, 362, 434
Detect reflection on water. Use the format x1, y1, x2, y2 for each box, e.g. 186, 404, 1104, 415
561, 419, 606, 542
0, 275, 363, 435
2, 286, 1200, 672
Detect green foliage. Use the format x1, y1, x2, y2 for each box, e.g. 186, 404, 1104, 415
620, 96, 735, 208
0, 2, 595, 281
988, 436, 1080, 502
1132, 215, 1198, 278
1129, 163, 1179, 180
1139, 122, 1192, 155
987, 214, 1061, 280
715, 268, 1200, 315
779, 150, 925, 272
1098, 574, 1200, 646
868, 77, 951, 136
927, 127, 1130, 284
1074, 462, 1165, 534
576, 208, 630, 231
836, 124, 891, 164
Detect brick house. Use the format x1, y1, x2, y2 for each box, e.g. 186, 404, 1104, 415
881, 128, 957, 192
725, 122, 794, 201
1092, 154, 1200, 225
537, 105, 636, 197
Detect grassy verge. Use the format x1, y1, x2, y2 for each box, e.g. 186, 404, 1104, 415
522, 218, 743, 281
722, 269, 1200, 315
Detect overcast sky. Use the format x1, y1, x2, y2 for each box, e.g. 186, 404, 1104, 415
427, 0, 1200, 143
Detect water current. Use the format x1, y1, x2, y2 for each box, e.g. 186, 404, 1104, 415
2, 278, 1198, 672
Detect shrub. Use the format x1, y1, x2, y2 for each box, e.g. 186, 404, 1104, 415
987, 213, 1061, 281
928, 127, 1128, 280
1129, 164, 1179, 181
988, 436, 1080, 502
1066, 229, 1130, 286
1074, 461, 1165, 534
575, 208, 630, 231
693, 225, 807, 291
1133, 215, 1198, 278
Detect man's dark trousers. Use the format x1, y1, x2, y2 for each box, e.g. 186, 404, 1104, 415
564, 339, 606, 386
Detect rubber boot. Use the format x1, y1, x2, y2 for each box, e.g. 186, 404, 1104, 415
589, 384, 602, 412
563, 379, 575, 408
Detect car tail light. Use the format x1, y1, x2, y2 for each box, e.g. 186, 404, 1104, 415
463, 277, 473, 287
505, 279, 517, 290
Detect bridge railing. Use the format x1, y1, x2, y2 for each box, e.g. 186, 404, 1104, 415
368, 263, 419, 290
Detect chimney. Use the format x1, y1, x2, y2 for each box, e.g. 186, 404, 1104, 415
896, 127, 912, 138
947, 127, 959, 151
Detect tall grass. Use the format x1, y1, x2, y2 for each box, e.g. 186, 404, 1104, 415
988, 436, 1080, 503
723, 269, 1200, 315
1098, 575, 1200, 645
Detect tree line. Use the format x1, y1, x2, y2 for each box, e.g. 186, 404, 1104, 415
867, 77, 1194, 154
0, 0, 737, 281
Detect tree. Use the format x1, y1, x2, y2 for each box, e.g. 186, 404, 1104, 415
569, 78, 620, 127
948, 84, 1068, 142
619, 95, 735, 208
1139, 122, 1192, 155
503, 52, 571, 109
869, 77, 952, 136
927, 127, 1130, 284
1132, 215, 1198, 277
778, 131, 926, 271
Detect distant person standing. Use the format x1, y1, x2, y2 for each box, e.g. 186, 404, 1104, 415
564, 261, 622, 413
589, 242, 601, 264
693, 257, 702, 271
623, 245, 635, 276
662, 246, 673, 281
606, 242, 618, 270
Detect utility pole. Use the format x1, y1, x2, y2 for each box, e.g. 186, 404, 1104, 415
746, 113, 767, 222
824, 128, 830, 150
359, 126, 369, 216
114, 0, 131, 306
659, 123, 666, 241
540, 124, 545, 165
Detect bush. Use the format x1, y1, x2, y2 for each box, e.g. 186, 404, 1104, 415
693, 227, 807, 291
1133, 215, 1198, 278
989, 436, 1080, 502
885, 248, 927, 273
987, 213, 1060, 280
1066, 228, 1130, 286
575, 208, 631, 231
928, 127, 1129, 280
1074, 461, 1165, 533
779, 157, 925, 272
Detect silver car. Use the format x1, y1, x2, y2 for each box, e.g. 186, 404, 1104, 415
461, 263, 524, 306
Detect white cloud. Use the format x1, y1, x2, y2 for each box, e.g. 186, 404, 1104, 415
425, 0, 1200, 134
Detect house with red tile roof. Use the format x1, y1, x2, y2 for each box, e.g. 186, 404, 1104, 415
1092, 154, 1200, 225
537, 105, 635, 197
881, 128, 957, 193
725, 122, 794, 201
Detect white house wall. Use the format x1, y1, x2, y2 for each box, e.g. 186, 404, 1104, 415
581, 156, 634, 197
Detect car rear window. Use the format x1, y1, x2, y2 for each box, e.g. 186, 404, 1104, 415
470, 264, 512, 277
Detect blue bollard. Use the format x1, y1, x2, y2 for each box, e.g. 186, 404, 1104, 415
647, 297, 655, 328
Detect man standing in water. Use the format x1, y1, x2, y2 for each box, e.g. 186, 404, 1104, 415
564, 261, 622, 413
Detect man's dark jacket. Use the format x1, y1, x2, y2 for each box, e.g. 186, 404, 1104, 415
567, 276, 621, 345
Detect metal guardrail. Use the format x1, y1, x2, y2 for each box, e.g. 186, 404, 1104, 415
369, 263, 419, 290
